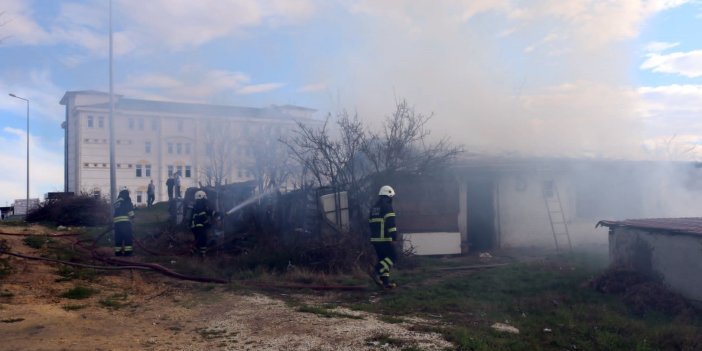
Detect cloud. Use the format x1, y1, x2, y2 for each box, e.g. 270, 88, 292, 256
117, 0, 316, 51
236, 83, 285, 94
644, 41, 679, 53
298, 82, 327, 93
0, 127, 64, 206
640, 50, 702, 77
119, 68, 282, 101
0, 70, 66, 123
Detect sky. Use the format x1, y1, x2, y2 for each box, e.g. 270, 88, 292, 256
0, 0, 701, 206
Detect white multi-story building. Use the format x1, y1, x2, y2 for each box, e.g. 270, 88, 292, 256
60, 90, 317, 205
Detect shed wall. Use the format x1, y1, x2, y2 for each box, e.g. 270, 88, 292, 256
609, 227, 702, 304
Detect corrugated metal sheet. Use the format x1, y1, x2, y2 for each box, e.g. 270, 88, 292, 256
597, 217, 702, 236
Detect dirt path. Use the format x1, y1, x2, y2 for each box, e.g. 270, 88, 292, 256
0, 225, 452, 351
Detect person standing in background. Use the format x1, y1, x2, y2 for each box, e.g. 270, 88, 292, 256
166, 175, 175, 201
174, 171, 182, 199
147, 180, 155, 207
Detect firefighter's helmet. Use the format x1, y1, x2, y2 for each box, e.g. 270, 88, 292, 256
195, 190, 207, 200
378, 185, 395, 198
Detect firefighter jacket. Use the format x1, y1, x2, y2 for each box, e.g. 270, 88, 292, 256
369, 197, 397, 242
190, 199, 216, 229
113, 196, 135, 224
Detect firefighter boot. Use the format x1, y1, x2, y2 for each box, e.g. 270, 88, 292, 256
381, 276, 397, 289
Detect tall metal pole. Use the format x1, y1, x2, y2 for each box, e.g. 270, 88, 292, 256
108, 0, 116, 204
9, 93, 29, 215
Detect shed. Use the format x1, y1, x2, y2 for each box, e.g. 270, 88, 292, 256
597, 218, 702, 304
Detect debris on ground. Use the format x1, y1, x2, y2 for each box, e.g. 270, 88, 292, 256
491, 322, 519, 334
588, 268, 696, 318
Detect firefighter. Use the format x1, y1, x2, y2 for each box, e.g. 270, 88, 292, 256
369, 185, 398, 289
113, 187, 135, 256
190, 190, 218, 258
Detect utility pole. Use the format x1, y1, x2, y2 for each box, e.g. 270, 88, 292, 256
9, 93, 29, 216
108, 0, 116, 204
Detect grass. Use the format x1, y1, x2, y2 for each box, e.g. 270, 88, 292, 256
99, 292, 129, 309
296, 304, 364, 319
60, 286, 98, 300
346, 251, 702, 351
23, 235, 53, 249
62, 304, 87, 311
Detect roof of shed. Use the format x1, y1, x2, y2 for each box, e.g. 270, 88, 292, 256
597, 218, 702, 236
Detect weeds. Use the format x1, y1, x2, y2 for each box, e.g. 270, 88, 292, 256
62, 304, 87, 311
23, 235, 52, 249
60, 286, 98, 299
99, 292, 128, 309
296, 305, 363, 319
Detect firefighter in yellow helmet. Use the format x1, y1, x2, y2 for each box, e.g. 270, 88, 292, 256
113, 187, 135, 256
369, 185, 398, 289
190, 190, 218, 258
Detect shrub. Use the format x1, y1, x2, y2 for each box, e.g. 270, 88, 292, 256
26, 195, 111, 226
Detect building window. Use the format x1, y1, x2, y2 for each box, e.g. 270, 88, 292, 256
177, 165, 183, 177
237, 170, 242, 178
177, 120, 183, 132
151, 118, 159, 131
185, 143, 191, 154
138, 118, 144, 130
176, 143, 182, 154
84, 163, 89, 167
206, 143, 213, 156
245, 170, 251, 178
168, 165, 174, 177
185, 165, 191, 178
98, 116, 104, 128
128, 118, 134, 130
168, 143, 173, 154
145, 141, 151, 153
136, 191, 143, 204
136, 164, 143, 177
87, 116, 94, 128
145, 164, 151, 177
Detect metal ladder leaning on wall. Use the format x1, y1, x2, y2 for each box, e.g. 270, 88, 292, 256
542, 180, 572, 252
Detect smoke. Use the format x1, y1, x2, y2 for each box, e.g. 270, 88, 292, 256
307, 1, 687, 159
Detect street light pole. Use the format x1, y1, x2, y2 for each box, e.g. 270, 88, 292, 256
9, 93, 29, 216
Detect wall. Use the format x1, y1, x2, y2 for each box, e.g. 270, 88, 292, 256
496, 172, 576, 248
609, 227, 702, 304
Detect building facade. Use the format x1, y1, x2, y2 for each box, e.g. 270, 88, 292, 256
60, 91, 316, 205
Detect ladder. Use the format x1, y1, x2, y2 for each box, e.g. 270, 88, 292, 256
542, 180, 572, 252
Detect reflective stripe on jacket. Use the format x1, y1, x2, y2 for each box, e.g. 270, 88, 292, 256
369, 198, 397, 242
113, 198, 134, 223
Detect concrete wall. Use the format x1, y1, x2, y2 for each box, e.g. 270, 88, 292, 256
496, 173, 576, 248
609, 227, 702, 304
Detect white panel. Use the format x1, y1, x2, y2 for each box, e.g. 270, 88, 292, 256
403, 232, 462, 255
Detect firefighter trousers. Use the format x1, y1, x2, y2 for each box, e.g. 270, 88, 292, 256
372, 242, 397, 280
191, 227, 208, 257
114, 222, 133, 256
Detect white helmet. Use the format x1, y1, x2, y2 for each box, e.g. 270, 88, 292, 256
195, 190, 207, 200
378, 185, 395, 198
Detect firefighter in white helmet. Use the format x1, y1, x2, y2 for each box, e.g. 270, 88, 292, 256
369, 185, 398, 289
190, 190, 218, 258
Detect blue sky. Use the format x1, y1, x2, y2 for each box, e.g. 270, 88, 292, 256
1, 0, 701, 206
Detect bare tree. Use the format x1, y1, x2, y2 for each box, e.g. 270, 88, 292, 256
362, 99, 464, 175
242, 124, 299, 194
283, 99, 464, 190
201, 121, 237, 187
0, 12, 12, 44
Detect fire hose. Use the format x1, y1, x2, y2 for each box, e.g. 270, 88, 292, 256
1, 226, 369, 290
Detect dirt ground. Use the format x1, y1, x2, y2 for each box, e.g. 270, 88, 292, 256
0, 225, 452, 351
